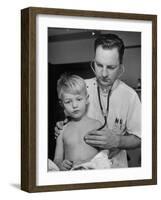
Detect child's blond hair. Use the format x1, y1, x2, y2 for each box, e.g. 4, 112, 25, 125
57, 73, 88, 100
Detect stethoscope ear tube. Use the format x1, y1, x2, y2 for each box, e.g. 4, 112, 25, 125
90, 61, 97, 75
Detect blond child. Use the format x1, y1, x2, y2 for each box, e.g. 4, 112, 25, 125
54, 74, 112, 170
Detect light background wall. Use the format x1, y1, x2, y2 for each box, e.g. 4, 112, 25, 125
0, 0, 160, 199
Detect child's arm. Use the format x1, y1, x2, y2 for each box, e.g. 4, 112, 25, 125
54, 132, 73, 171
54, 133, 64, 169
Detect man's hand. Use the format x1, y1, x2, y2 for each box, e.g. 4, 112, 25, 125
54, 121, 64, 138
84, 128, 121, 150
54, 119, 69, 138
60, 160, 73, 171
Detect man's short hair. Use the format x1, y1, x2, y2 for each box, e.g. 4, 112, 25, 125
94, 34, 125, 64
57, 73, 87, 100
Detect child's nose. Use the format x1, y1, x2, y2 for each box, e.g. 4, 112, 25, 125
72, 100, 78, 108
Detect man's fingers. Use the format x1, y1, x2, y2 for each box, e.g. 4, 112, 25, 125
54, 120, 65, 138
86, 128, 108, 136
63, 118, 69, 125
85, 139, 105, 146
54, 126, 60, 132
54, 126, 60, 133
57, 121, 64, 130
84, 134, 104, 141
86, 130, 101, 135
54, 127, 61, 138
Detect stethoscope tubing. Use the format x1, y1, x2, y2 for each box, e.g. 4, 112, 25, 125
96, 86, 112, 130
90, 61, 112, 130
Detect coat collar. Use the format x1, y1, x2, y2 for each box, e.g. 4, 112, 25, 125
93, 77, 121, 93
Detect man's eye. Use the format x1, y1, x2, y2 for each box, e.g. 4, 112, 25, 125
107, 65, 118, 69
108, 66, 114, 70
97, 64, 103, 68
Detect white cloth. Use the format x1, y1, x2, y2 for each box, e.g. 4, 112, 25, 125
48, 151, 112, 171
85, 78, 141, 168
48, 159, 59, 171
71, 150, 112, 170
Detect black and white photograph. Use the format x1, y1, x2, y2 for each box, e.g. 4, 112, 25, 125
48, 28, 142, 171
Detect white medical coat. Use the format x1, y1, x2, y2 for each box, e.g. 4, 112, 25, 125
85, 78, 141, 168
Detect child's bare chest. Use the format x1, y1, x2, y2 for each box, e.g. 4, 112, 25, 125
63, 125, 88, 146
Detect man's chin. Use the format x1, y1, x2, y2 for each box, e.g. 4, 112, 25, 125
99, 80, 112, 87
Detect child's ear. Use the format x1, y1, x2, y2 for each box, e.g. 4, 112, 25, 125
59, 100, 69, 117
59, 100, 64, 108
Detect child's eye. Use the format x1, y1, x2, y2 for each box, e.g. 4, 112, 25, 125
77, 97, 83, 101
64, 100, 70, 104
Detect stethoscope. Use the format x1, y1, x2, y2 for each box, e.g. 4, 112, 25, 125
90, 61, 112, 130
90, 61, 125, 130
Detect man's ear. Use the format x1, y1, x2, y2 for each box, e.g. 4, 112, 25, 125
118, 64, 125, 78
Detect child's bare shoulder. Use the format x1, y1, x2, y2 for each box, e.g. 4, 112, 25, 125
86, 117, 102, 129
62, 123, 71, 133
62, 122, 77, 135
57, 123, 70, 138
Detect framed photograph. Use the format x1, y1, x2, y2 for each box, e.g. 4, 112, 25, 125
21, 7, 157, 192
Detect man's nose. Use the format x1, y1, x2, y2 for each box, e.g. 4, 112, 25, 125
102, 66, 108, 77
